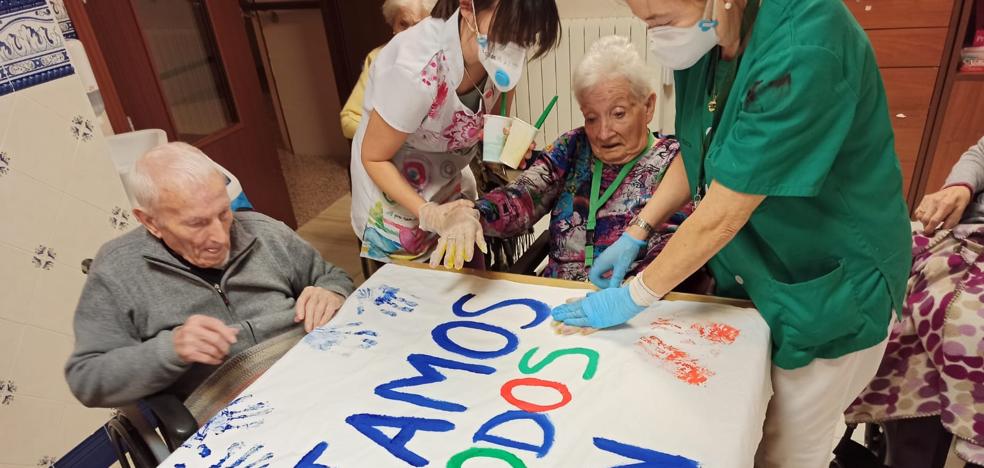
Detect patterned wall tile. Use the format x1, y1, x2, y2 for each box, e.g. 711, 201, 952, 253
9, 325, 74, 403
48, 196, 118, 274
0, 245, 40, 325
0, 318, 25, 376
0, 379, 15, 405
0, 95, 80, 190
22, 74, 93, 122
0, 90, 16, 145
65, 131, 131, 215
24, 256, 83, 336
0, 394, 63, 465
0, 0, 74, 96
57, 404, 112, 459
46, 0, 73, 40
0, 170, 62, 254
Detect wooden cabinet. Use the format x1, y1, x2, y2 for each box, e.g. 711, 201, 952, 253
917, 0, 984, 200
881, 68, 939, 190
923, 78, 984, 192
846, 0, 954, 29
845, 0, 967, 206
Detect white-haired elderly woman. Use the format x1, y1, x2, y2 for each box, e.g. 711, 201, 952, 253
339, 0, 437, 139
437, 36, 689, 281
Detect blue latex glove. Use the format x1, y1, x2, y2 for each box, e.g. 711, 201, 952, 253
589, 232, 647, 289
551, 286, 646, 329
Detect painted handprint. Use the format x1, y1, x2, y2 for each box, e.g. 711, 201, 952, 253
636, 318, 741, 386
181, 395, 272, 459
304, 321, 378, 355
174, 442, 273, 468
354, 285, 418, 317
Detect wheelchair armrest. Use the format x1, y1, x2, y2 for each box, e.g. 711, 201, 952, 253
142, 393, 198, 450
508, 231, 551, 275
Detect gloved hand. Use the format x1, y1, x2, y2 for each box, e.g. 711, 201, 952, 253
419, 201, 487, 270
589, 232, 648, 289
418, 200, 474, 232
551, 276, 663, 329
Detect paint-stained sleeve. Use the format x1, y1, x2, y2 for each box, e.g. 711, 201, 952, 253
709, 46, 858, 197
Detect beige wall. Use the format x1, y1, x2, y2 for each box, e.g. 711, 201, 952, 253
257, 11, 350, 162
558, 0, 633, 18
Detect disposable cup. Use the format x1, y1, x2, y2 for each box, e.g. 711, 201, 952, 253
499, 118, 538, 169
482, 115, 512, 163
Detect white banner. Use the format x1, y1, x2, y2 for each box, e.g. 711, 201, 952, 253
164, 264, 772, 468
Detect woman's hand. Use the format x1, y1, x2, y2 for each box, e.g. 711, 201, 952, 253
501, 125, 537, 169
589, 232, 648, 289
550, 285, 646, 329
419, 201, 488, 269
915, 185, 972, 235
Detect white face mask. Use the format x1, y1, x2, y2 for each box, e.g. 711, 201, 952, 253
646, 2, 719, 70
468, 13, 528, 92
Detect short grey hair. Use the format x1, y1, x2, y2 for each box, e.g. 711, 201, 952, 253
573, 35, 654, 103
129, 142, 224, 211
381, 0, 437, 26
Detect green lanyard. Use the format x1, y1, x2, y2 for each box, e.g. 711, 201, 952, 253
693, 0, 759, 208
585, 133, 655, 267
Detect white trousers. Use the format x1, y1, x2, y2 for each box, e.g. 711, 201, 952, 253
755, 321, 893, 468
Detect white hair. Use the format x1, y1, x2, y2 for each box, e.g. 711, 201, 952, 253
381, 0, 437, 26
572, 35, 654, 103
129, 142, 224, 211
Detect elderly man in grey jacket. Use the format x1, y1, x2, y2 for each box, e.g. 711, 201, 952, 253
65, 142, 354, 408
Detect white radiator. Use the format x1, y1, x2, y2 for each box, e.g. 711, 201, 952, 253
512, 16, 676, 147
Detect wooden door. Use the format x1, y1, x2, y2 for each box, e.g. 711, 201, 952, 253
82, 0, 296, 226
319, 0, 392, 98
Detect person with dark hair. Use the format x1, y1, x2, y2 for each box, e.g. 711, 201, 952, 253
350, 0, 560, 269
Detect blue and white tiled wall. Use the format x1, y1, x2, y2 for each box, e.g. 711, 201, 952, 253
0, 0, 133, 466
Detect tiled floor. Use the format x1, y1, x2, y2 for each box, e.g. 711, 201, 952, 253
278, 149, 350, 227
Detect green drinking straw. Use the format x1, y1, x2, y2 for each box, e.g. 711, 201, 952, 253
534, 95, 559, 129
500, 96, 508, 116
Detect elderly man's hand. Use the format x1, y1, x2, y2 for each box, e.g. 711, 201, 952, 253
915, 185, 972, 235
295, 286, 346, 332
172, 315, 239, 365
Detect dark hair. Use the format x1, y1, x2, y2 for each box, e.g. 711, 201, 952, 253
432, 0, 561, 59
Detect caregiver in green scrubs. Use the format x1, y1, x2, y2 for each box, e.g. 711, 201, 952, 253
552, 0, 911, 466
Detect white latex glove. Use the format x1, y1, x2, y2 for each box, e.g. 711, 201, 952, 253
419, 202, 487, 269
417, 200, 474, 233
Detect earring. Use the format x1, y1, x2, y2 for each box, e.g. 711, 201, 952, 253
724, 1, 733, 9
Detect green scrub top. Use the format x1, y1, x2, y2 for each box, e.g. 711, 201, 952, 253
673, 0, 911, 369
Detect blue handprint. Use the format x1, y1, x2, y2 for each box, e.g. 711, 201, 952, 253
304, 321, 378, 355
182, 395, 273, 459
354, 285, 418, 317
175, 442, 274, 468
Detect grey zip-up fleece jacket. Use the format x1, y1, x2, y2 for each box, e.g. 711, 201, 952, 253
65, 211, 354, 408
944, 135, 984, 224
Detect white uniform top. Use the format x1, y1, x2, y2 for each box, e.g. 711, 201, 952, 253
350, 10, 499, 263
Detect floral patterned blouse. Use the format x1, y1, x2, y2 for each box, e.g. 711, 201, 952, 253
476, 128, 691, 281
